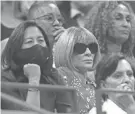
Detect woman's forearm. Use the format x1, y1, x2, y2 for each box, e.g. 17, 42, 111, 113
26, 89, 40, 107
26, 81, 40, 108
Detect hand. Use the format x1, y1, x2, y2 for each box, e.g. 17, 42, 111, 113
116, 83, 134, 97
53, 26, 65, 41
23, 64, 41, 83
116, 83, 135, 111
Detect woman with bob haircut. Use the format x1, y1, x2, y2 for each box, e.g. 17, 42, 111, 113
54, 27, 101, 114
85, 1, 135, 58
1, 20, 74, 113
89, 53, 135, 114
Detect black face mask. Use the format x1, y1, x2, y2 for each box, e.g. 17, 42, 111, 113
13, 45, 50, 68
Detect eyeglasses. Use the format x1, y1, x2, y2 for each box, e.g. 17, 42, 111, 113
35, 14, 64, 26
74, 43, 98, 54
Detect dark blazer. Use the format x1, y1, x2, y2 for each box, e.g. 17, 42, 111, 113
1, 69, 74, 113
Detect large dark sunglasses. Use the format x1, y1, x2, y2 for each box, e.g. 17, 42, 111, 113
74, 43, 98, 54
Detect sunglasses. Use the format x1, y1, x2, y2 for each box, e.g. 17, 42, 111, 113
74, 43, 98, 54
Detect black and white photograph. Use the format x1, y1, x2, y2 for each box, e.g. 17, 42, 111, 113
1, 1, 135, 114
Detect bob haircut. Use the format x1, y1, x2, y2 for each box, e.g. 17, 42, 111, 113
95, 53, 135, 89
1, 20, 51, 70
85, 1, 135, 57
54, 27, 101, 71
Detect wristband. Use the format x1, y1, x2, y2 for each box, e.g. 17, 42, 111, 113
28, 88, 39, 91
29, 81, 39, 86
28, 80, 39, 91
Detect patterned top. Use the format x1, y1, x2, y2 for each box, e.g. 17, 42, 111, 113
58, 67, 96, 114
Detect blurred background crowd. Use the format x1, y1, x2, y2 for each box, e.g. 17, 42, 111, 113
1, 1, 135, 114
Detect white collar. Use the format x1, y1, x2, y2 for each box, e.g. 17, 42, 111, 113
89, 99, 127, 114
102, 99, 127, 114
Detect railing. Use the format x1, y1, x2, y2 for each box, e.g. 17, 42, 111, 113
1, 82, 135, 114
1, 82, 79, 114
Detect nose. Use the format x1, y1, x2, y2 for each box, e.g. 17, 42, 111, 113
122, 19, 130, 28
53, 19, 61, 26
123, 74, 131, 84
33, 40, 39, 45
84, 48, 92, 56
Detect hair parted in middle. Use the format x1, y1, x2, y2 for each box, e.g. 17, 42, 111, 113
85, 1, 135, 57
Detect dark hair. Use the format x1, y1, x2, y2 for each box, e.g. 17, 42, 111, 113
95, 53, 135, 89
1, 20, 64, 85
95, 53, 135, 100
1, 20, 50, 70
85, 1, 135, 57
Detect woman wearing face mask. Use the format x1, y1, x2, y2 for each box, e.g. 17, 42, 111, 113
85, 1, 135, 58
1, 20, 74, 113
89, 53, 135, 114
1, 1, 65, 56
54, 27, 101, 114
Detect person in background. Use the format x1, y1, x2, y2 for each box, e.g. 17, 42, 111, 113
56, 1, 78, 28
57, 1, 99, 28
1, 20, 74, 113
85, 1, 135, 58
1, 1, 64, 55
13, 1, 35, 20
1, 1, 35, 52
89, 53, 135, 114
54, 27, 101, 114
1, 1, 26, 40
28, 1, 65, 49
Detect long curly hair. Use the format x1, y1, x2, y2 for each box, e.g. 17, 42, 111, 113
85, 1, 135, 57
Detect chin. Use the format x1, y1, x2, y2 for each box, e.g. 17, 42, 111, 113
120, 35, 129, 42
84, 65, 93, 71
